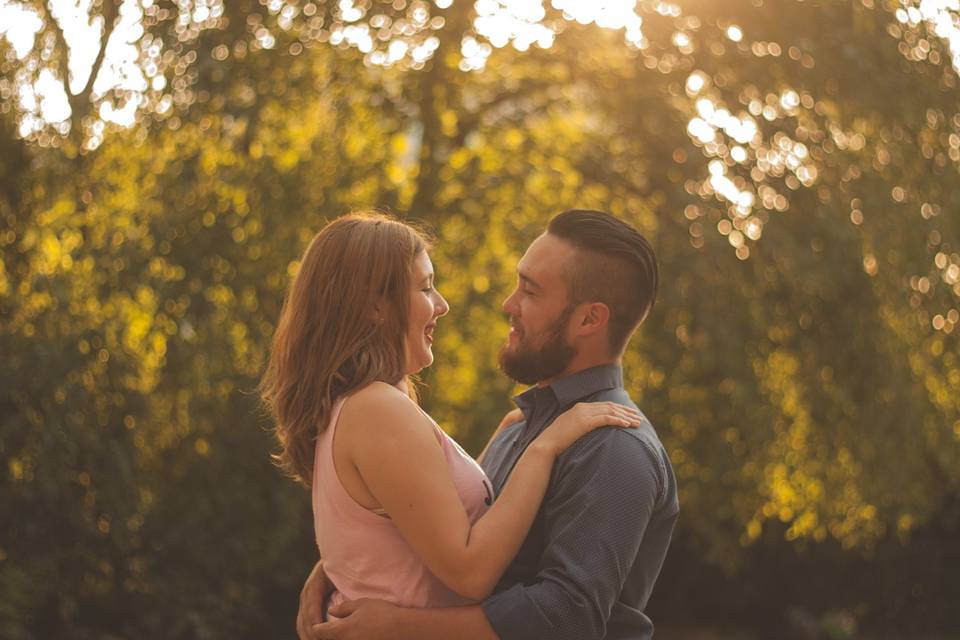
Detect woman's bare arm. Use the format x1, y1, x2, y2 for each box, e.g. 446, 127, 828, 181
477, 407, 523, 465
341, 382, 641, 601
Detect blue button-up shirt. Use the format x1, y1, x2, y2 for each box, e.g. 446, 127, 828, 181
479, 364, 679, 640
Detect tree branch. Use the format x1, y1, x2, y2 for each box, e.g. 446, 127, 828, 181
79, 0, 122, 101
36, 1, 73, 107
36, 0, 122, 142
453, 78, 555, 149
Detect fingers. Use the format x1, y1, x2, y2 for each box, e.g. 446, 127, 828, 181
297, 559, 329, 639
301, 611, 335, 640
580, 402, 643, 427
577, 401, 639, 415
297, 597, 320, 638
598, 414, 640, 427
610, 407, 642, 427
327, 598, 362, 618
310, 599, 364, 640
310, 620, 341, 640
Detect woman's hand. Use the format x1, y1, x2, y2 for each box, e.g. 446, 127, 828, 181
496, 408, 524, 432
477, 408, 525, 464
532, 402, 642, 458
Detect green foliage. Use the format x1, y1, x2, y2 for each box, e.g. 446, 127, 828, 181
1, 0, 959, 637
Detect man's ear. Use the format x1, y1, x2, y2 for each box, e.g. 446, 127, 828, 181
575, 302, 610, 337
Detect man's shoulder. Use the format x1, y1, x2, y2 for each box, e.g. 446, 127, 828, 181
578, 387, 665, 453
562, 419, 664, 468
560, 388, 672, 493
586, 386, 637, 407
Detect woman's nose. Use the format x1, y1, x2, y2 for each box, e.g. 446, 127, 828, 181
436, 292, 450, 317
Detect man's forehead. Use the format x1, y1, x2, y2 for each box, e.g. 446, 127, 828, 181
520, 233, 575, 273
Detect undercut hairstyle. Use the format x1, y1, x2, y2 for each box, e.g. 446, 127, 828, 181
546, 209, 659, 355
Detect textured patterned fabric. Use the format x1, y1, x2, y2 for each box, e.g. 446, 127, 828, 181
480, 364, 679, 640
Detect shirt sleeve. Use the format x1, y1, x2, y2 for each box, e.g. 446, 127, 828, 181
481, 428, 664, 640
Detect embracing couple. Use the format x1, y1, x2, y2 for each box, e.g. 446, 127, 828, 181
259, 209, 679, 640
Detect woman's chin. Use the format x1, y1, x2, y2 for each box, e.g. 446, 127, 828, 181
420, 351, 434, 370
406, 351, 434, 374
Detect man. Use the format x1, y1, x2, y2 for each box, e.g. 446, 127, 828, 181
298, 209, 679, 640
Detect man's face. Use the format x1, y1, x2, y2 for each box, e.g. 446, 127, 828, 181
498, 233, 578, 385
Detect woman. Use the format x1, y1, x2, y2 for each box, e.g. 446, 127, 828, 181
258, 212, 641, 613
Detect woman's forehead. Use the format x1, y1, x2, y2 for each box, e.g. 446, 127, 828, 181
412, 250, 433, 277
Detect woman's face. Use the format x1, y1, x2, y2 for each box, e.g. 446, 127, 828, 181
405, 250, 449, 374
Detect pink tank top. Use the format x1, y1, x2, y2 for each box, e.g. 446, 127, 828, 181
312, 394, 493, 610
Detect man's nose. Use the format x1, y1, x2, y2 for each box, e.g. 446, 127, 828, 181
503, 290, 520, 316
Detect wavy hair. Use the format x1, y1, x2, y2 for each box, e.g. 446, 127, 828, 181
258, 211, 429, 485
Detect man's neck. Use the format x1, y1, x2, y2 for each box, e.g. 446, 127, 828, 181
537, 355, 621, 389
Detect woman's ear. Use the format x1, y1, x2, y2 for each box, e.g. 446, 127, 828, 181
371, 301, 385, 324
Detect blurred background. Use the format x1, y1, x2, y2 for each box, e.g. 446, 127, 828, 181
1, 0, 959, 638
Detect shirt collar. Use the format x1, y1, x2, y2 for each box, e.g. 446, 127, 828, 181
513, 363, 624, 416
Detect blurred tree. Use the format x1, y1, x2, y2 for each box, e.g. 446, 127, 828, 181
1, 0, 958, 637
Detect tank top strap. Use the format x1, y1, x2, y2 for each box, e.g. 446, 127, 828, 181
314, 395, 390, 519
327, 395, 347, 436
409, 402, 446, 446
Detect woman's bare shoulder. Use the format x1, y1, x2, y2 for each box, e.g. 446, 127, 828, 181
340, 382, 432, 437
347, 380, 408, 404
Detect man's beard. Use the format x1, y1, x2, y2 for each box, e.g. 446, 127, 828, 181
498, 305, 576, 385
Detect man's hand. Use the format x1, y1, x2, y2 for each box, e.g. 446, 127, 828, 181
297, 560, 332, 640
311, 598, 405, 640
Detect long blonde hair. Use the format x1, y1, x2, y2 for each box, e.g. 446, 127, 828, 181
258, 211, 429, 485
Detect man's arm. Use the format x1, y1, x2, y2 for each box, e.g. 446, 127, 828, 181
296, 550, 498, 640
314, 600, 499, 640
481, 429, 664, 640
311, 430, 663, 640
297, 559, 331, 640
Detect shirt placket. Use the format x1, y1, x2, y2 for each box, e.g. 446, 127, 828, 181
493, 393, 555, 494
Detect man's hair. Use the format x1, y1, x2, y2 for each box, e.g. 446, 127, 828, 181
546, 209, 658, 355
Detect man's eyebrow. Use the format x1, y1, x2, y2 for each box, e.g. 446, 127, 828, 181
519, 272, 541, 290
